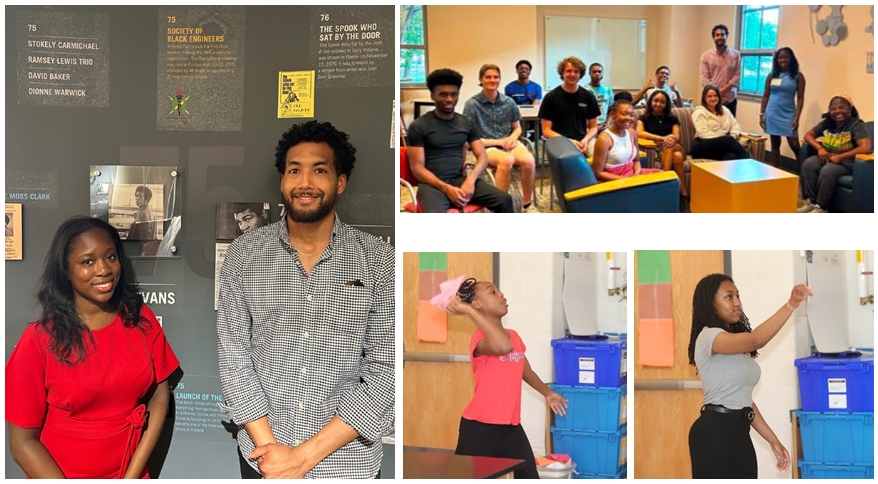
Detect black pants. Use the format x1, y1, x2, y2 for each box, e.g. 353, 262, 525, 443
724, 98, 738, 117
418, 177, 514, 213
691, 136, 749, 161
454, 417, 540, 479
238, 449, 381, 479
688, 409, 757, 479
800, 155, 854, 209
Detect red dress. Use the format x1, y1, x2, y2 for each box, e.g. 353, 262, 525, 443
5, 305, 179, 478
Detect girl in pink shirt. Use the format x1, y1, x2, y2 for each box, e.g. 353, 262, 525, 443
447, 278, 567, 479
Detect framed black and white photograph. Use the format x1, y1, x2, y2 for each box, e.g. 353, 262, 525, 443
89, 165, 179, 258
216, 202, 270, 240
109, 183, 165, 241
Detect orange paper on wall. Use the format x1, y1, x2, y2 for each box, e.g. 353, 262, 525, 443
638, 318, 674, 367
417, 300, 447, 343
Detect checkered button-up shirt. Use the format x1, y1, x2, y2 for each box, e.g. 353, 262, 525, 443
216, 216, 394, 478
463, 91, 522, 140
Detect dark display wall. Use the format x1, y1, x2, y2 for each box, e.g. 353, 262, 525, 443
5, 5, 394, 479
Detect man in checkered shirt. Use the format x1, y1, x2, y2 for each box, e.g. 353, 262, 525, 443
217, 120, 394, 478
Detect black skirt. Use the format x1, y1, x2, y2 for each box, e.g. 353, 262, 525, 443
688, 408, 757, 478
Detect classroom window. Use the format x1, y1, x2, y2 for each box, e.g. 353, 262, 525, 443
737, 5, 779, 96
400, 5, 427, 87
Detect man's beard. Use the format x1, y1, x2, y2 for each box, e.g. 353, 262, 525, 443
283, 188, 337, 224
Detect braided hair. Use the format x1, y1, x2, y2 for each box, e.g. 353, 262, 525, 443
687, 273, 757, 367
457, 277, 479, 303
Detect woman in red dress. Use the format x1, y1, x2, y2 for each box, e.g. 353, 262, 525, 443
6, 216, 180, 478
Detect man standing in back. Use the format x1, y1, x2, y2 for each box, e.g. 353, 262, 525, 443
700, 24, 742, 116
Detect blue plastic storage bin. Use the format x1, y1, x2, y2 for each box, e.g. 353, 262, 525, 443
798, 461, 874, 479
552, 336, 627, 387
573, 467, 627, 479
797, 411, 874, 464
551, 384, 626, 432
551, 426, 626, 476
795, 354, 874, 412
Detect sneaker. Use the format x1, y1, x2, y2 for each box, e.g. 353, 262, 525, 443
522, 204, 541, 213
797, 203, 817, 213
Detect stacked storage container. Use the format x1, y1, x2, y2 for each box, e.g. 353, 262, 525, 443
794, 353, 874, 479
550, 335, 627, 479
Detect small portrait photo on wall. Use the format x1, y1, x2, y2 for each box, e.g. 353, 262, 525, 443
216, 202, 271, 240
108, 183, 165, 241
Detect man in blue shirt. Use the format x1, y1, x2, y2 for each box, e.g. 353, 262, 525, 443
584, 63, 614, 125
504, 60, 542, 106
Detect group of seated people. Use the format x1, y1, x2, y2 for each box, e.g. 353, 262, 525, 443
406, 25, 871, 213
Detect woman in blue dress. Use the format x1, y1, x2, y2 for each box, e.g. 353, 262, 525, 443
759, 47, 806, 168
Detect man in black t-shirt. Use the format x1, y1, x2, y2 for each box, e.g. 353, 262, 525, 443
406, 68, 513, 213
538, 56, 601, 155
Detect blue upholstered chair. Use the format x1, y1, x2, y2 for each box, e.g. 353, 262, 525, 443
799, 121, 874, 213
544, 137, 681, 213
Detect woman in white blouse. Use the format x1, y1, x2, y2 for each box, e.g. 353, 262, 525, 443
690, 84, 750, 161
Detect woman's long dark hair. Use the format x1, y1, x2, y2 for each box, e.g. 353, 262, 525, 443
770, 46, 800, 79
36, 216, 146, 364
647, 89, 673, 117
687, 273, 757, 367
700, 84, 723, 115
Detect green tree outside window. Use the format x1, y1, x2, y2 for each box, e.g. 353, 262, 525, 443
400, 6, 427, 86
738, 5, 779, 96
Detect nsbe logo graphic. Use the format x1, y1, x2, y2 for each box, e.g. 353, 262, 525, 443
499, 351, 525, 362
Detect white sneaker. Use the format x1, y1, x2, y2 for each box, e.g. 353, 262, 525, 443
797, 203, 817, 213
522, 204, 541, 213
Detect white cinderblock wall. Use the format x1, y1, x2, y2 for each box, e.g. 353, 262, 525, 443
844, 250, 874, 349
732, 250, 874, 479
499, 252, 566, 457
499, 252, 626, 456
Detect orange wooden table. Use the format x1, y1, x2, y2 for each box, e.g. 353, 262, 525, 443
690, 159, 798, 213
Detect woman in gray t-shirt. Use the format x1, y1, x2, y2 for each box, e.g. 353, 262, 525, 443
685, 273, 811, 478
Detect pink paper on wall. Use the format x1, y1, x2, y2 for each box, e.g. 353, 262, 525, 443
416, 300, 447, 343
638, 283, 673, 320
419, 270, 445, 301
638, 318, 675, 367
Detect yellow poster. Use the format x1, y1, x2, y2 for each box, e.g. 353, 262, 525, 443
5, 203, 23, 261
278, 70, 315, 118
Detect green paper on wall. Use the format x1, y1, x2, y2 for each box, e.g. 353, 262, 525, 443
637, 251, 671, 284
419, 252, 447, 271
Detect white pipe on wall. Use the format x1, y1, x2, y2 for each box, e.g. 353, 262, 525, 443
606, 252, 615, 292
857, 250, 867, 300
